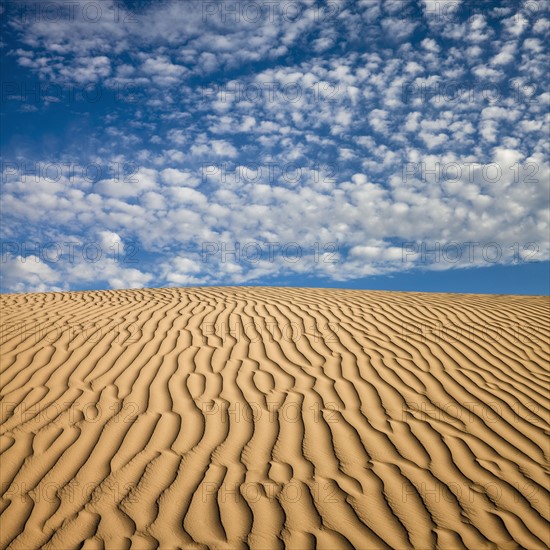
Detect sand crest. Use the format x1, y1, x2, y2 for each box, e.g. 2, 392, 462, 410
1, 287, 549, 549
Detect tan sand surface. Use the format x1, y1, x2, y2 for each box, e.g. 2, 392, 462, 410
0, 287, 549, 549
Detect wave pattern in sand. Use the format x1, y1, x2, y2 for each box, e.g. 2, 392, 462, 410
1, 287, 549, 549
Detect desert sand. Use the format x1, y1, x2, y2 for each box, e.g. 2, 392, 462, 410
0, 286, 548, 549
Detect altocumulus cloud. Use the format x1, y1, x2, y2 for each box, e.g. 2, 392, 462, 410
1, 0, 549, 291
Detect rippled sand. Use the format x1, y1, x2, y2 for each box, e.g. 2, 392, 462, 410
1, 287, 549, 549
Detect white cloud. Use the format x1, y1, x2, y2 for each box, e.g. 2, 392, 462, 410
1, 255, 63, 293
95, 168, 158, 198
161, 168, 200, 187
3, 0, 549, 292
421, 38, 440, 53
98, 230, 123, 253
490, 42, 516, 66
211, 140, 238, 158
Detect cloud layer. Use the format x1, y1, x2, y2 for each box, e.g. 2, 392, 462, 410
2, 0, 549, 291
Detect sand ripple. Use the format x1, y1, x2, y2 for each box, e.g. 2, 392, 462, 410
1, 287, 549, 549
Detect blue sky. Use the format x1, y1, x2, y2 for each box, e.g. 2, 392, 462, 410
1, 0, 549, 294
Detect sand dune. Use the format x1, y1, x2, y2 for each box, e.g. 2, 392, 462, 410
0, 287, 549, 549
